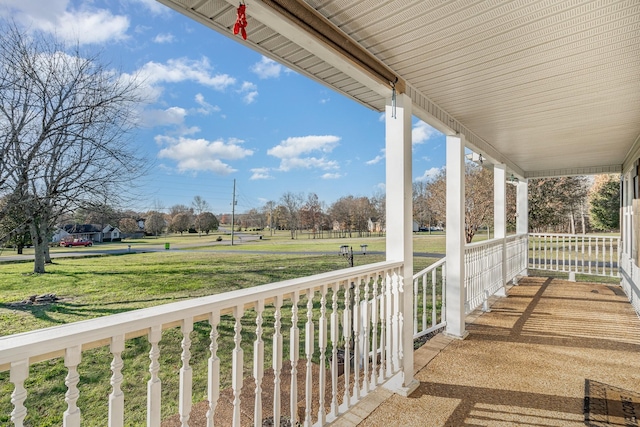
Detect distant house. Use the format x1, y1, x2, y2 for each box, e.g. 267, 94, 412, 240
368, 218, 383, 233
102, 225, 121, 242
59, 224, 104, 242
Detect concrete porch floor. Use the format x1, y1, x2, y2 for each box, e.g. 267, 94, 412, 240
335, 276, 640, 427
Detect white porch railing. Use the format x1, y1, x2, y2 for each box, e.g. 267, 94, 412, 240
464, 234, 529, 314
412, 258, 446, 339
412, 234, 529, 334
0, 261, 407, 427
529, 233, 620, 277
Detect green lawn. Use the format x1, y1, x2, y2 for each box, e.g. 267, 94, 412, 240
0, 235, 446, 425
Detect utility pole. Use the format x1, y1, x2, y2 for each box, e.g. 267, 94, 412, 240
231, 179, 236, 246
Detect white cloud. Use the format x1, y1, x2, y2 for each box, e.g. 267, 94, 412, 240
416, 167, 442, 182
250, 168, 274, 180
268, 135, 340, 159
140, 106, 188, 127
366, 149, 386, 165
156, 136, 254, 175
194, 93, 220, 115
322, 173, 342, 179
320, 97, 330, 104
128, 0, 171, 15
2, 1, 130, 45
250, 56, 283, 79
279, 157, 339, 172
153, 33, 175, 44
137, 57, 236, 91
413, 120, 439, 145
268, 135, 341, 172
239, 81, 258, 104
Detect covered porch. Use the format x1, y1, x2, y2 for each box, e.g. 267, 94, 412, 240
2, 1, 640, 426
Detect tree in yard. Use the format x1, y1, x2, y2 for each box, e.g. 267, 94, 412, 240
299, 193, 325, 236
192, 196, 210, 216
118, 218, 140, 235
528, 177, 588, 233
280, 192, 304, 238
170, 212, 192, 235
145, 211, 166, 237
589, 174, 620, 231
195, 212, 219, 234
426, 164, 496, 243
0, 24, 147, 273
413, 181, 436, 230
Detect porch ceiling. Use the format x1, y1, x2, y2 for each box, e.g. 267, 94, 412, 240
157, 0, 640, 178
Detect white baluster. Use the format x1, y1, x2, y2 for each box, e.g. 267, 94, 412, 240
180, 317, 193, 426
148, 325, 162, 427
330, 284, 339, 418
317, 285, 328, 425
254, 300, 265, 427
232, 306, 244, 427
422, 273, 428, 332
289, 291, 300, 423
413, 276, 418, 336
396, 269, 405, 373
63, 345, 82, 427
589, 237, 592, 274
109, 335, 125, 427
272, 296, 283, 425
353, 279, 362, 401
431, 268, 437, 327
380, 273, 389, 381
391, 270, 400, 373
10, 359, 28, 427
370, 276, 379, 388
304, 289, 314, 426
362, 276, 370, 394
343, 282, 352, 408
207, 312, 220, 427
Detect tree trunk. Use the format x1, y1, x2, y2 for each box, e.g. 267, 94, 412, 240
29, 219, 48, 273
44, 244, 52, 264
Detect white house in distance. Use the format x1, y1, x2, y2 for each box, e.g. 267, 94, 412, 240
52, 224, 122, 243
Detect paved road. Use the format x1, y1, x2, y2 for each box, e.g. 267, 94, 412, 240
0, 233, 444, 263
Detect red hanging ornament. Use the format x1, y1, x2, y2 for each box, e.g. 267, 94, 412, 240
233, 3, 248, 40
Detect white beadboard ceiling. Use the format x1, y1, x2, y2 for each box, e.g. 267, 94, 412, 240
157, 0, 640, 178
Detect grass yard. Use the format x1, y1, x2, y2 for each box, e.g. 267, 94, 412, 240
0, 236, 445, 426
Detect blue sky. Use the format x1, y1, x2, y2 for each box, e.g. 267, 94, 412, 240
2, 0, 446, 215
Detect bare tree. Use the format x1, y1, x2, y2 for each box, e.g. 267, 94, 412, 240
0, 23, 147, 272
280, 192, 304, 239
192, 196, 210, 215
145, 211, 166, 237
426, 164, 496, 243
118, 218, 140, 235
300, 193, 325, 237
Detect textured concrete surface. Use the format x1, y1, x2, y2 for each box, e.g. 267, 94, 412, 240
359, 277, 640, 426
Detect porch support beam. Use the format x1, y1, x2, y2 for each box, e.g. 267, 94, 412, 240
385, 92, 418, 395
494, 164, 507, 297
445, 134, 468, 339
215, 0, 401, 98
517, 179, 529, 277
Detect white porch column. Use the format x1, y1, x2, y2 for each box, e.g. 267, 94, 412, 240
445, 134, 468, 339
517, 179, 529, 277
494, 164, 507, 296
385, 92, 418, 395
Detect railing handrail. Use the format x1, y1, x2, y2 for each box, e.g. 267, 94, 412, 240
529, 232, 619, 239
0, 260, 403, 370
412, 258, 446, 278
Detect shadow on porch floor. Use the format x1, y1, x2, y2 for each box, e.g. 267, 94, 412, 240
347, 276, 640, 427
